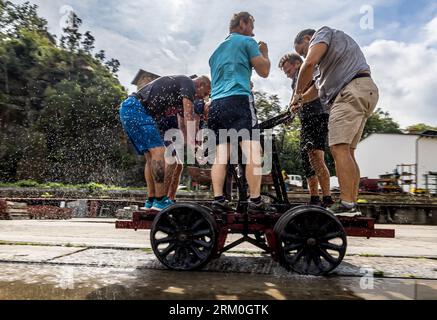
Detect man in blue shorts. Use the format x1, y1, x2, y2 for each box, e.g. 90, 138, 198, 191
209, 12, 274, 214
119, 75, 211, 211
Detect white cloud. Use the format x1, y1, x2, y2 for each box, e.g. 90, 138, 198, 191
10, 0, 437, 127
424, 16, 437, 46
364, 16, 437, 127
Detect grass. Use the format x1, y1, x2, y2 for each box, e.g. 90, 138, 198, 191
373, 270, 385, 277
355, 253, 384, 258
0, 180, 146, 192
0, 240, 78, 247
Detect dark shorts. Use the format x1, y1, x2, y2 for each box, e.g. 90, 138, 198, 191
208, 95, 258, 145
119, 97, 164, 155
300, 113, 329, 178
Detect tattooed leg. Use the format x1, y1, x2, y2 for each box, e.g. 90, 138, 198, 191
144, 153, 156, 198
149, 147, 166, 197
152, 159, 165, 183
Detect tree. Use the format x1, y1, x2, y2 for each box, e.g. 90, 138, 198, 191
95, 50, 106, 62
362, 108, 402, 139
0, 3, 134, 185
81, 31, 95, 54
253, 91, 311, 177
60, 12, 82, 52
106, 58, 120, 74
406, 123, 437, 134
0, 1, 52, 40
254, 91, 282, 123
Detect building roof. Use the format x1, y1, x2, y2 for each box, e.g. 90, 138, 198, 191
360, 131, 437, 145
131, 69, 199, 85
131, 69, 160, 85
420, 130, 437, 137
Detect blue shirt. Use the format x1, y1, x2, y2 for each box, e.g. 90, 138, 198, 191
209, 33, 261, 100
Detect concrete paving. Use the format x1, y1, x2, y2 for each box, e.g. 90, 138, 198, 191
1, 219, 437, 257
0, 219, 436, 300
0, 245, 86, 262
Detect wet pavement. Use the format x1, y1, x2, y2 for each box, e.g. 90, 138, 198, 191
1, 263, 437, 300
0, 219, 436, 300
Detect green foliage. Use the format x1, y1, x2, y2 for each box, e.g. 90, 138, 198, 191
0, 1, 140, 186
406, 123, 437, 134
362, 108, 402, 139
254, 91, 308, 177
16, 179, 39, 187
0, 179, 136, 191
60, 12, 82, 52
254, 91, 282, 122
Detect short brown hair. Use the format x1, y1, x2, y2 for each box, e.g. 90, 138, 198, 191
278, 53, 303, 69
229, 12, 254, 33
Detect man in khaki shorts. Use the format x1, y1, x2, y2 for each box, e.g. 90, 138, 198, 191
291, 27, 379, 215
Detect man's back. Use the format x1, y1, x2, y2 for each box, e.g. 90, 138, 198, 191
137, 75, 195, 118
310, 26, 370, 107
209, 33, 261, 100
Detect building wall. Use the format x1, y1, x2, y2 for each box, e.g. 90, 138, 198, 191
355, 134, 418, 179
417, 137, 437, 188
136, 75, 157, 90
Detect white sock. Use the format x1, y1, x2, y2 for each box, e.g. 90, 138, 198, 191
341, 200, 356, 209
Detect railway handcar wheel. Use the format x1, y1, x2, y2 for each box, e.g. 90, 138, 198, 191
151, 203, 218, 271
274, 205, 347, 276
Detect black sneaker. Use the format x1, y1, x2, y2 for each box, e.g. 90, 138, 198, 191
248, 201, 277, 214
322, 196, 335, 208
212, 200, 234, 213
308, 198, 322, 206
329, 201, 362, 217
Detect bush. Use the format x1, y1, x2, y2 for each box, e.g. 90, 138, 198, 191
16, 180, 40, 188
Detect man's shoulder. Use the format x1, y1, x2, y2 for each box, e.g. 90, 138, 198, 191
230, 33, 257, 44
310, 26, 335, 46
171, 75, 193, 82
160, 75, 193, 86
315, 26, 334, 34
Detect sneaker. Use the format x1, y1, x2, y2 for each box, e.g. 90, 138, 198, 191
328, 201, 362, 217
151, 197, 174, 212
212, 200, 234, 213
322, 196, 335, 208
144, 199, 154, 210
248, 200, 277, 214
308, 198, 322, 206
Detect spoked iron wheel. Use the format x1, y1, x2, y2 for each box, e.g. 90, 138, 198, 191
274, 205, 347, 276
151, 203, 218, 271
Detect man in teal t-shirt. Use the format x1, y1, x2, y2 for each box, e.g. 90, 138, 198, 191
210, 33, 261, 99
208, 11, 273, 214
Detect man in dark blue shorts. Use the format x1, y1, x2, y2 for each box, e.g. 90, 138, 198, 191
209, 12, 274, 214
119, 75, 211, 211
279, 53, 334, 207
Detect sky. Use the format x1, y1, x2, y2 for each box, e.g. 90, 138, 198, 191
11, 0, 437, 128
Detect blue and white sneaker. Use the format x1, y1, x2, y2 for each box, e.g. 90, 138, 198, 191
143, 199, 154, 210
151, 197, 174, 212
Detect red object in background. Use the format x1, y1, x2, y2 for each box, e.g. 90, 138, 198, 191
360, 178, 380, 192
27, 206, 72, 220
0, 199, 7, 219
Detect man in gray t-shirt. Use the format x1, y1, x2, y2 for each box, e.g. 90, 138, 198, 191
290, 27, 379, 216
